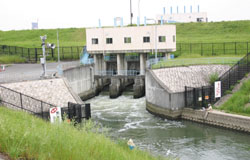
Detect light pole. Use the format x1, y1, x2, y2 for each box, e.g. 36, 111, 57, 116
138, 0, 141, 24
40, 35, 55, 77
146, 18, 158, 64
130, 0, 133, 25
57, 30, 60, 63
40, 35, 47, 77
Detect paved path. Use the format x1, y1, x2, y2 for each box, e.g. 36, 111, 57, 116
0, 61, 79, 84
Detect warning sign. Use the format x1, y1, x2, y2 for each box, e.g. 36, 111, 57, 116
214, 81, 221, 98
50, 107, 62, 123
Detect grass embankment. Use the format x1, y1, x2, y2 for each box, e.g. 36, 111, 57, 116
176, 20, 250, 43
1, 20, 250, 48
218, 80, 250, 117
152, 56, 242, 69
0, 28, 86, 48
0, 107, 166, 160
0, 55, 26, 64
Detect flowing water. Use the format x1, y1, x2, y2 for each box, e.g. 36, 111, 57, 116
86, 93, 250, 160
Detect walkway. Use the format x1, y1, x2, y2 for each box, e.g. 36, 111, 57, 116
0, 61, 79, 84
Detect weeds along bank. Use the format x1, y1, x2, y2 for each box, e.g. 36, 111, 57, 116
0, 107, 168, 160
219, 79, 250, 116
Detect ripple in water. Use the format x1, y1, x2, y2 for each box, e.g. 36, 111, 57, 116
86, 93, 250, 160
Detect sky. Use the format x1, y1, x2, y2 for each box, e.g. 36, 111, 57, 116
0, 0, 250, 31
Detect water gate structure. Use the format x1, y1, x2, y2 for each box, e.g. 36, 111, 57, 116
85, 25, 177, 98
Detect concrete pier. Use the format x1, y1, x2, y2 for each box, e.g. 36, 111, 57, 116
140, 53, 146, 75
133, 77, 145, 98
109, 77, 124, 98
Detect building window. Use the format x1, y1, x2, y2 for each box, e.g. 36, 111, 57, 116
173, 35, 176, 42
124, 37, 131, 43
106, 38, 113, 44
143, 36, 150, 43
159, 36, 166, 42
92, 38, 98, 44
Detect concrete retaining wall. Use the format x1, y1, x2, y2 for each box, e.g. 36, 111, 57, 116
145, 69, 184, 119
182, 108, 250, 133
0, 78, 78, 113
63, 64, 96, 100
146, 69, 250, 133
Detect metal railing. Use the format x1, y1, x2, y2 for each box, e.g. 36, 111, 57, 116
0, 85, 56, 119
95, 70, 140, 76
175, 42, 250, 56
0, 85, 91, 121
185, 53, 250, 109
0, 45, 84, 63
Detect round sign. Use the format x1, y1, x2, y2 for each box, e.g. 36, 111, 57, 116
50, 107, 58, 114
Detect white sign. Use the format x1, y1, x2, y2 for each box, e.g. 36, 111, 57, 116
214, 81, 221, 98
50, 107, 62, 123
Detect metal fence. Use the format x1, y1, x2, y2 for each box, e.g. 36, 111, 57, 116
0, 45, 84, 63
184, 53, 250, 109
0, 85, 91, 121
0, 85, 56, 119
175, 42, 250, 56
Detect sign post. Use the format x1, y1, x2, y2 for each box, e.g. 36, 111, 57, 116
214, 81, 221, 98
50, 107, 62, 123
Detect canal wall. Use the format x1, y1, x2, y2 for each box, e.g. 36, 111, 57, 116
182, 108, 250, 133
145, 65, 230, 119
145, 65, 250, 133
145, 69, 184, 119
62, 64, 96, 100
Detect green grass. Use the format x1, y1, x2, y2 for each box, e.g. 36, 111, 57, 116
0, 28, 86, 48
0, 55, 26, 64
176, 20, 250, 43
0, 107, 168, 160
1, 21, 250, 48
152, 56, 242, 69
218, 80, 250, 116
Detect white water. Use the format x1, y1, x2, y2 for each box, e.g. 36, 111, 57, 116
87, 93, 250, 160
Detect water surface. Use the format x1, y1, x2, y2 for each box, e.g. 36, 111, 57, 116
86, 93, 250, 160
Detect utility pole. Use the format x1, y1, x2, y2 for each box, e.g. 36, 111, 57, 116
130, 0, 133, 25
57, 30, 60, 63
40, 35, 47, 77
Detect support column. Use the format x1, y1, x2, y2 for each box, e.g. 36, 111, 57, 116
117, 53, 125, 75
94, 54, 99, 75
165, 53, 171, 59
140, 53, 146, 75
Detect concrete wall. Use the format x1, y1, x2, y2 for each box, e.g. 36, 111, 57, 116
0, 78, 79, 113
157, 12, 207, 23
63, 64, 95, 100
182, 108, 250, 133
145, 69, 184, 119
86, 25, 176, 54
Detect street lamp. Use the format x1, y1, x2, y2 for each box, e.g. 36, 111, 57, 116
146, 18, 158, 64
40, 35, 55, 77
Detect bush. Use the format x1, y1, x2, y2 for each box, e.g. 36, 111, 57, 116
209, 72, 219, 84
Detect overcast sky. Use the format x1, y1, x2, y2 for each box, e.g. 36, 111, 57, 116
0, 0, 250, 31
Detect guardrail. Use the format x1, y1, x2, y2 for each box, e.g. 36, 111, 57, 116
95, 70, 140, 76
